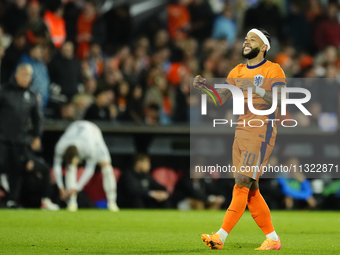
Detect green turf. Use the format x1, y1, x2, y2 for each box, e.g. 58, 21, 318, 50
0, 210, 339, 254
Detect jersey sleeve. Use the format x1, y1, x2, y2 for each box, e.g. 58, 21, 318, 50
268, 64, 287, 91
225, 67, 237, 85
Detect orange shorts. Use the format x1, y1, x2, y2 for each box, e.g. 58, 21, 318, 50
232, 137, 274, 180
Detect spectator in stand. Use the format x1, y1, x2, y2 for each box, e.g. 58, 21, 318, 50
212, 3, 237, 45
243, 0, 282, 38
314, 0, 340, 50
43, 0, 66, 49
58, 102, 76, 121
19, 43, 50, 107
24, 0, 49, 46
144, 103, 160, 125
306, 0, 324, 23
97, 68, 123, 92
2, 0, 28, 36
153, 29, 171, 51
121, 55, 141, 88
188, 0, 214, 42
76, 0, 97, 59
116, 80, 130, 121
117, 153, 170, 209
284, 1, 312, 52
83, 76, 97, 95
73, 93, 93, 120
144, 74, 175, 125
0, 32, 26, 83
104, 5, 131, 50
88, 42, 104, 79
127, 85, 144, 123
134, 37, 150, 72
84, 88, 115, 121
48, 41, 82, 101
167, 0, 192, 41
63, 0, 81, 44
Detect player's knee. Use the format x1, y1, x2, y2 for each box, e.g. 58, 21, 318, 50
235, 173, 254, 189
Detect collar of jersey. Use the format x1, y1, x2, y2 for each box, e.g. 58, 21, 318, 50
247, 59, 267, 69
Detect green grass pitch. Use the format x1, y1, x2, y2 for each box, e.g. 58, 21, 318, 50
0, 210, 339, 254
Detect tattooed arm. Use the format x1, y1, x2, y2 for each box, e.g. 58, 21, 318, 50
193, 75, 232, 106
240, 80, 286, 106
262, 85, 286, 105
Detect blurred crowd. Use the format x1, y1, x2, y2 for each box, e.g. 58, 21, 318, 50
0, 0, 339, 126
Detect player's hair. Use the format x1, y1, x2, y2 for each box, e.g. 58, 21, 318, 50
63, 145, 79, 165
133, 153, 149, 166
256, 28, 271, 58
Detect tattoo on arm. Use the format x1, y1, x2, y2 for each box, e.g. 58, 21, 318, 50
262, 85, 285, 105
206, 88, 232, 105
219, 88, 232, 105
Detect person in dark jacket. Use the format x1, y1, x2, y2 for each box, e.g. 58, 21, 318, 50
173, 169, 225, 210
83, 88, 114, 121
21, 149, 59, 210
0, 32, 27, 83
0, 63, 42, 208
48, 41, 82, 100
117, 153, 170, 208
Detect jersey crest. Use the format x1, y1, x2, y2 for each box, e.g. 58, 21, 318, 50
254, 75, 264, 87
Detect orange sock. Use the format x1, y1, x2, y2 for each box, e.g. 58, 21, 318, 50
221, 184, 250, 233
247, 189, 274, 235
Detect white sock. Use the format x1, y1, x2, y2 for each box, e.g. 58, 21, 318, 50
66, 165, 78, 205
266, 231, 279, 241
101, 164, 117, 204
216, 228, 228, 244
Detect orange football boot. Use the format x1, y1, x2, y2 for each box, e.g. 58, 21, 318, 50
201, 233, 223, 250
255, 237, 281, 250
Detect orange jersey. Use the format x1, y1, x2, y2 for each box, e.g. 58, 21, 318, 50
226, 59, 286, 146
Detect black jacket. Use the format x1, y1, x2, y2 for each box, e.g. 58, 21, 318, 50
84, 103, 111, 121
0, 80, 42, 144
48, 54, 82, 100
117, 169, 167, 208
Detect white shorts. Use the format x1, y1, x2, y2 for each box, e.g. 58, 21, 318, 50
94, 138, 111, 163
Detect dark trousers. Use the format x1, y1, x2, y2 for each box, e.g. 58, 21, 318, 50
0, 142, 27, 201
21, 152, 52, 205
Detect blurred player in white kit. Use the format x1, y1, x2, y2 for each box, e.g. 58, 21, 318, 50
53, 121, 119, 212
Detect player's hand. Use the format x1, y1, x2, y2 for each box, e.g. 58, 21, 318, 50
193, 75, 206, 92
240, 80, 256, 93
59, 188, 68, 200
31, 137, 41, 151
68, 189, 78, 198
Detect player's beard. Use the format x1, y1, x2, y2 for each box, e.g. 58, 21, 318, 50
242, 46, 260, 59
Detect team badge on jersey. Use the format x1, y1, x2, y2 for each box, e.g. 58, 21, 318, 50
254, 75, 264, 87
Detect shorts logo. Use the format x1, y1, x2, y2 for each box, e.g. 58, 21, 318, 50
254, 75, 264, 87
